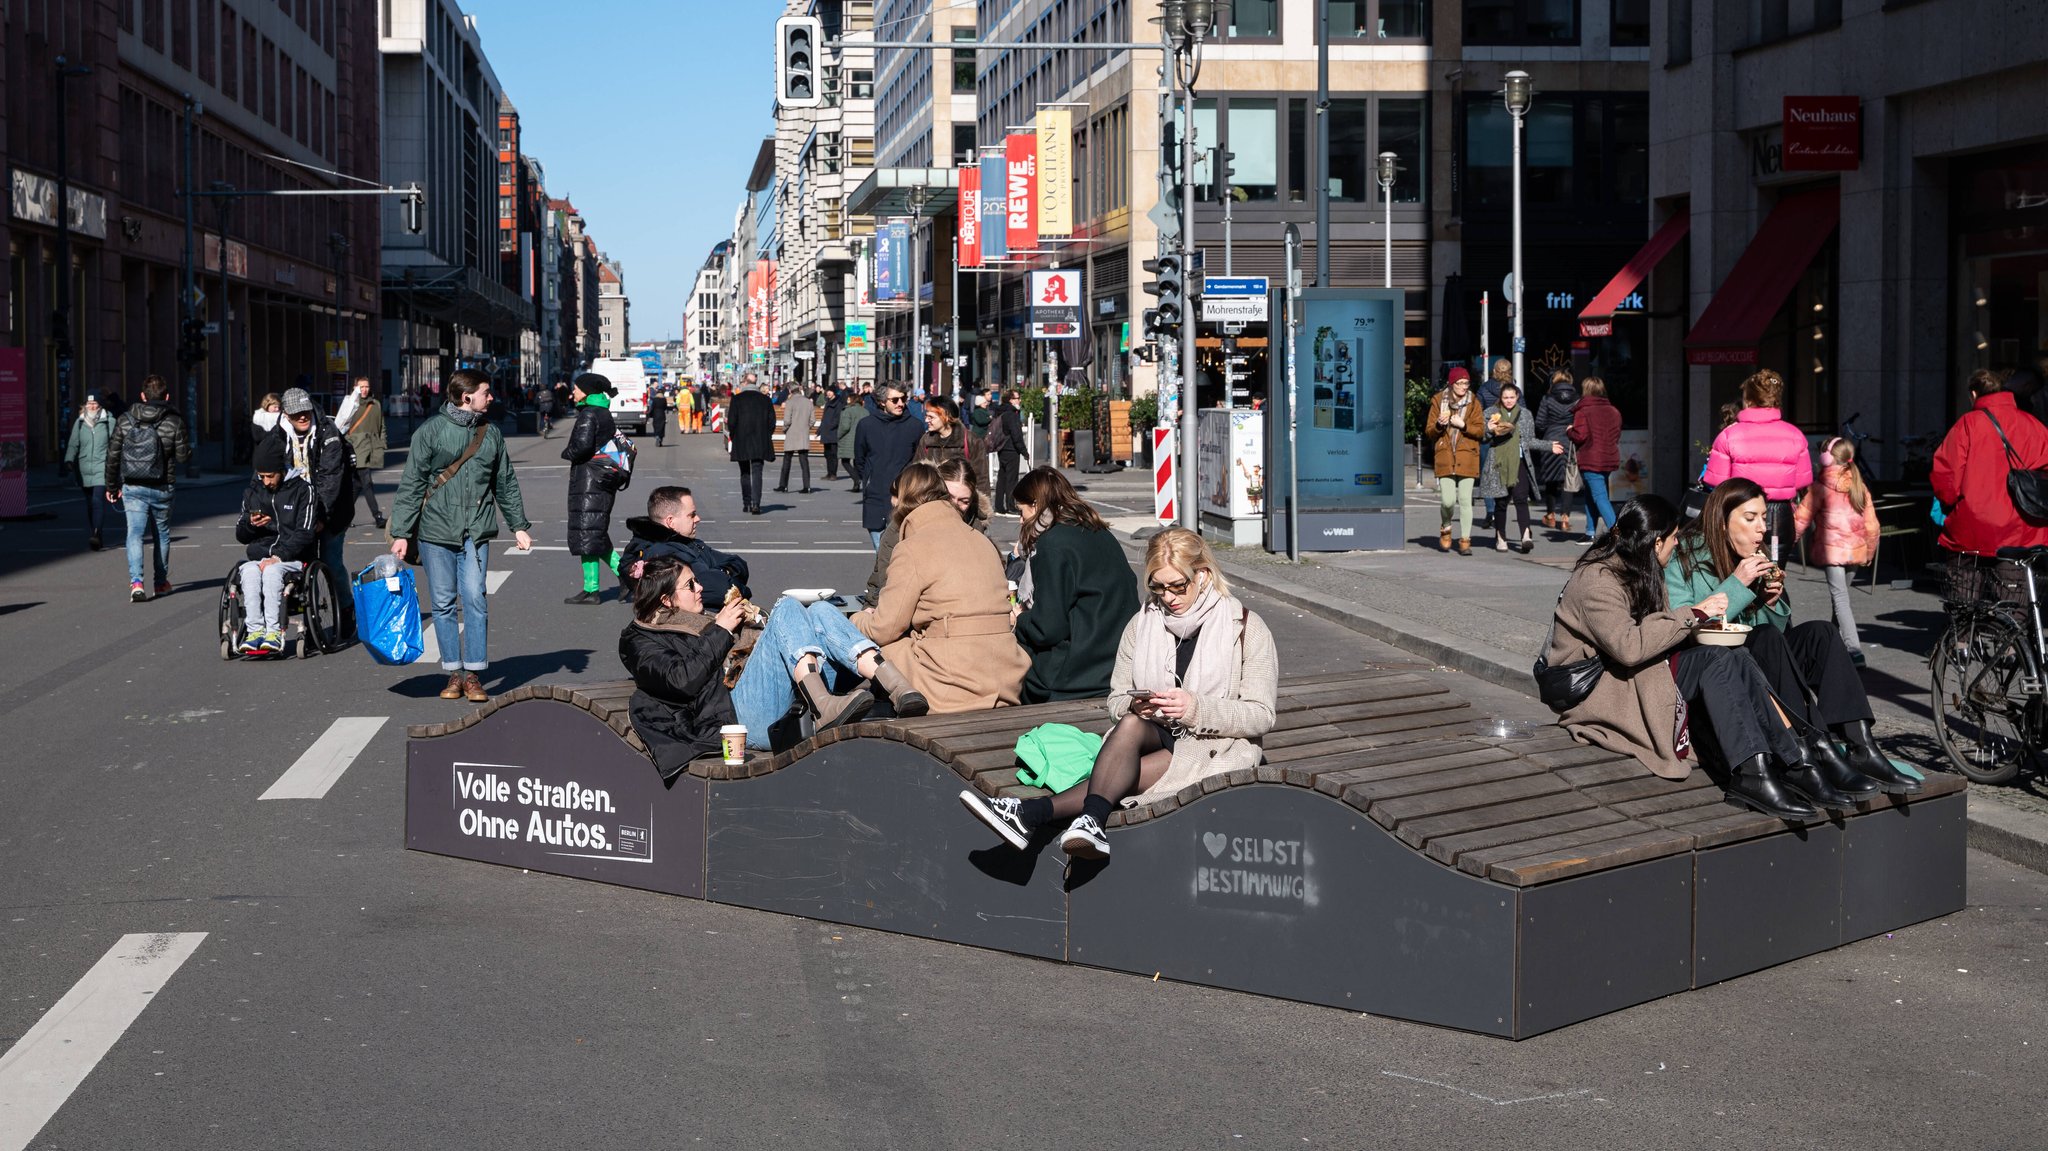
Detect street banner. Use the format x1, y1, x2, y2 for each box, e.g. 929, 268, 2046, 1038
855, 236, 872, 306
1029, 268, 1083, 340
1036, 108, 1073, 237
766, 260, 779, 346
979, 155, 1009, 263
887, 220, 909, 301
0, 347, 23, 517
746, 262, 770, 353
958, 167, 983, 269
1006, 134, 1039, 251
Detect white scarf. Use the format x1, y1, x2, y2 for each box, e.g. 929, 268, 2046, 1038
336, 393, 361, 431
1129, 585, 1241, 701
1014, 509, 1055, 607
283, 422, 313, 481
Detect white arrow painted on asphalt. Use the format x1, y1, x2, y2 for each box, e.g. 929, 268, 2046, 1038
0, 933, 208, 1151
416, 569, 513, 665
259, 717, 389, 800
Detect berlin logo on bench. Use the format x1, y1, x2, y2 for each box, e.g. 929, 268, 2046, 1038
451, 761, 653, 861
1194, 819, 1314, 911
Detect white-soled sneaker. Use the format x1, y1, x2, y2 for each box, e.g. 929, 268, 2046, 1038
1058, 814, 1111, 860
959, 789, 1030, 850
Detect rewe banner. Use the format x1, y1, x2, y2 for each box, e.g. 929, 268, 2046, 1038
1006, 134, 1038, 252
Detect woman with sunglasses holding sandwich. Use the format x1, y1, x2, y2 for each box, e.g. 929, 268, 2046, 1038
958, 527, 1278, 862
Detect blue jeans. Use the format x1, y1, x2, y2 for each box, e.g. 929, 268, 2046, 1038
123, 485, 174, 585
419, 538, 490, 671
1582, 470, 1617, 539
730, 598, 879, 748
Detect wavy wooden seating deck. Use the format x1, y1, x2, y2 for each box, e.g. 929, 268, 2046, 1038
406, 671, 1967, 1037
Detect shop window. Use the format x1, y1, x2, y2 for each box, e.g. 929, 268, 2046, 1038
1461, 93, 1643, 218
1611, 0, 1649, 45
1224, 0, 1280, 36
851, 70, 874, 100
1463, 0, 1577, 44
1330, 0, 1430, 39
1288, 99, 1309, 204
1378, 98, 1426, 203
951, 123, 975, 166
1328, 100, 1372, 204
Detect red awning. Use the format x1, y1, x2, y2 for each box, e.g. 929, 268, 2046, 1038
1684, 185, 1840, 366
1578, 209, 1690, 337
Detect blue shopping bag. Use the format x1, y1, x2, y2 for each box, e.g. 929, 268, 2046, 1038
353, 559, 424, 665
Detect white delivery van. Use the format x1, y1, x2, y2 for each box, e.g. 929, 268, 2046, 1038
587, 357, 651, 433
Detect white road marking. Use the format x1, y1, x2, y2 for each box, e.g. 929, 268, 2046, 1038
732, 548, 876, 555
259, 717, 388, 800
415, 570, 512, 664
0, 932, 208, 1151
503, 545, 570, 553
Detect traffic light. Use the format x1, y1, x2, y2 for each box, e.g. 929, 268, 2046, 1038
402, 185, 424, 234
1214, 149, 1236, 202
178, 318, 207, 364
776, 16, 822, 108
1142, 254, 1183, 334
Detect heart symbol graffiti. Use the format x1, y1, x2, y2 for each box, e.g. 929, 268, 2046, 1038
1202, 831, 1228, 859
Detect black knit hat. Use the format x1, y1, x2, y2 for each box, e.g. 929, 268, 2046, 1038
573, 372, 616, 397
252, 437, 289, 473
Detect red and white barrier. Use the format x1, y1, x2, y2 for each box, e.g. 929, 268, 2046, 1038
1153, 428, 1176, 524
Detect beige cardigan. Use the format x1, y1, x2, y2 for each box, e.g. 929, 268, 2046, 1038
1104, 600, 1279, 804
1546, 561, 1700, 780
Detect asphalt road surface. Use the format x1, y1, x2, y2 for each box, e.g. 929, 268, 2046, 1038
3, 429, 2045, 1150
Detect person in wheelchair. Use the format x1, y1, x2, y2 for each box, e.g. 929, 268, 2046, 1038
234, 437, 319, 655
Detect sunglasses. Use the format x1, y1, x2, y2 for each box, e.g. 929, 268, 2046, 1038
1146, 575, 1195, 596
884, 397, 907, 406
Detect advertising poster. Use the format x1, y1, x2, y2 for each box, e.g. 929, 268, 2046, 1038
1609, 430, 1654, 503
979, 155, 1009, 263
875, 224, 899, 302
1005, 134, 1038, 252
0, 347, 24, 518
746, 263, 769, 353
1290, 290, 1403, 509
1198, 408, 1266, 519
1036, 108, 1073, 237
957, 167, 982, 269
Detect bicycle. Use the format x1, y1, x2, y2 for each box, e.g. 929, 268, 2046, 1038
1930, 546, 2048, 784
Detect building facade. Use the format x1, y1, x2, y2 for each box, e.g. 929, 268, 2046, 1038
597, 256, 628, 357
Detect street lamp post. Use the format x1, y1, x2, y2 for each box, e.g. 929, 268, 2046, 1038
1164, 0, 1213, 531
180, 94, 203, 475
1503, 70, 1533, 393
53, 55, 93, 432
1376, 151, 1399, 291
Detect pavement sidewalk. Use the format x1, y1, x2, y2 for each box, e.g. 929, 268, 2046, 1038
1068, 462, 2048, 875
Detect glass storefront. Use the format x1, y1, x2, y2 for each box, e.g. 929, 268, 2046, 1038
1952, 145, 2048, 388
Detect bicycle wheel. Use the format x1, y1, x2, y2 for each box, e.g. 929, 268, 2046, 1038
1931, 613, 2035, 784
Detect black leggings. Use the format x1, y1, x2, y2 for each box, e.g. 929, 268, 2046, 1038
1044, 713, 1176, 820
1741, 619, 1872, 732
1493, 472, 1534, 537
1671, 645, 1802, 768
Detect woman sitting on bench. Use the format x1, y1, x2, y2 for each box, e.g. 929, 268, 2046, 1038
1665, 478, 1919, 805
959, 528, 1278, 861
620, 557, 925, 776
1009, 466, 1141, 702
1549, 495, 1826, 821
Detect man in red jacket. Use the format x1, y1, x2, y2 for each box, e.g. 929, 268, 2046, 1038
1932, 368, 2048, 557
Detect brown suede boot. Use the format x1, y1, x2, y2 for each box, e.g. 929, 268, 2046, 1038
462, 672, 489, 703
440, 672, 465, 700
798, 673, 875, 731
1439, 526, 1453, 552
871, 659, 929, 717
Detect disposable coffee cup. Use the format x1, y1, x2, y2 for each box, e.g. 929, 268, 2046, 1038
720, 725, 747, 766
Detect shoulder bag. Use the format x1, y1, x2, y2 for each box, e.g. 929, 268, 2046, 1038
1562, 441, 1585, 494
403, 424, 488, 565
1531, 587, 1605, 713
1981, 410, 2048, 523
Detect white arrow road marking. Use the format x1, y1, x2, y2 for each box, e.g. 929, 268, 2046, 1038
0, 933, 208, 1151
259, 717, 388, 800
416, 569, 514, 664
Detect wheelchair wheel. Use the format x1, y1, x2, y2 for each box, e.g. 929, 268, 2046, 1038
301, 561, 346, 657
218, 567, 244, 660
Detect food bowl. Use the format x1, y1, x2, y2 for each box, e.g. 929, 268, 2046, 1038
1693, 622, 1752, 647
781, 587, 836, 606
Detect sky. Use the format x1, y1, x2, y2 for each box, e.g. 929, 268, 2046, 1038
466, 1, 781, 343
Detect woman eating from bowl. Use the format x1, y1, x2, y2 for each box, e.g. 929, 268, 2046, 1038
1663, 479, 1920, 805
1549, 496, 1832, 820
957, 528, 1277, 861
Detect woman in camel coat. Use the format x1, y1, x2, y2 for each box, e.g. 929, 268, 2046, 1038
854, 465, 1029, 712
1425, 366, 1487, 554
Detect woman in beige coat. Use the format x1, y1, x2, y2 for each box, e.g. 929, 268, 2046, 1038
958, 528, 1279, 861
854, 463, 1029, 714
1546, 494, 1822, 821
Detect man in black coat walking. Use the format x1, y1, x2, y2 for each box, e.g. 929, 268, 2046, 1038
562, 373, 621, 604
726, 373, 776, 515
988, 389, 1026, 514
819, 387, 848, 480
647, 388, 669, 447
852, 383, 924, 546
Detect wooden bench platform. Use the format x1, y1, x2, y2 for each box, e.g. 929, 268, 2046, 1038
405, 672, 1967, 1038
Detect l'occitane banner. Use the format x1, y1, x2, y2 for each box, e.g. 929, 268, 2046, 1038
1036, 108, 1073, 237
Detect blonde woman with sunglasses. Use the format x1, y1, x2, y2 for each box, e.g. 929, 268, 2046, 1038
959, 527, 1277, 861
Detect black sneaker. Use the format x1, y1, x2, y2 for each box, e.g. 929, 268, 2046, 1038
1059, 814, 1111, 860
959, 789, 1030, 850
564, 590, 603, 605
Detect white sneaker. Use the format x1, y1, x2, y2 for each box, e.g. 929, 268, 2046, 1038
1059, 814, 1111, 860
959, 789, 1030, 850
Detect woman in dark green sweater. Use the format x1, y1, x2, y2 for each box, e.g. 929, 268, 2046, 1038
1011, 467, 1142, 702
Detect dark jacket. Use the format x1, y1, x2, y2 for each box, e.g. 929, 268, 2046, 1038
819, 391, 847, 449
263, 416, 356, 533
727, 390, 775, 462
388, 406, 531, 548
620, 617, 738, 782
988, 402, 1025, 458
1568, 394, 1624, 474
1533, 382, 1580, 486
235, 474, 319, 563
106, 401, 192, 490
618, 516, 751, 603
1016, 522, 1142, 703
837, 399, 869, 457
853, 408, 926, 532
561, 399, 619, 556
647, 392, 668, 422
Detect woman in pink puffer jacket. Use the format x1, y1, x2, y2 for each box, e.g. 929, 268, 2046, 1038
1793, 437, 1881, 662
1702, 369, 1813, 555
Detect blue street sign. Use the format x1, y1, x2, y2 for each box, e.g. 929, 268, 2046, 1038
1512, 337, 1526, 353
1202, 276, 1270, 297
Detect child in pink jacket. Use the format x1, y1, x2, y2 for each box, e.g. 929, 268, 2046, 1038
1794, 436, 1881, 663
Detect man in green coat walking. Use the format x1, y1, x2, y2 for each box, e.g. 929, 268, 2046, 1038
387, 370, 533, 703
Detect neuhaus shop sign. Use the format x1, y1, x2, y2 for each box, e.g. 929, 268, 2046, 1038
1781, 96, 1861, 172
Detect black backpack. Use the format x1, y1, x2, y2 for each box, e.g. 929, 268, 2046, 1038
120, 417, 167, 484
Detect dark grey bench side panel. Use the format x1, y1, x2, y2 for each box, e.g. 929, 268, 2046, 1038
1515, 854, 1694, 1038
1694, 823, 1843, 986
1842, 793, 1969, 940
1066, 787, 1518, 1036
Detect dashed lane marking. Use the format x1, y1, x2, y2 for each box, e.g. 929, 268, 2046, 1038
0, 932, 208, 1151
259, 717, 389, 800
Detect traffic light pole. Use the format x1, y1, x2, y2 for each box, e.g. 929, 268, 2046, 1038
180, 95, 202, 475
1179, 80, 1199, 531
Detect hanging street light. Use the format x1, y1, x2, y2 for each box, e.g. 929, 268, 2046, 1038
1502, 69, 1534, 392
1377, 151, 1400, 290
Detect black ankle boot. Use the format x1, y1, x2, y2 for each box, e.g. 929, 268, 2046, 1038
1779, 741, 1865, 812
1834, 720, 1924, 794
1805, 732, 1882, 800
1726, 753, 1818, 821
